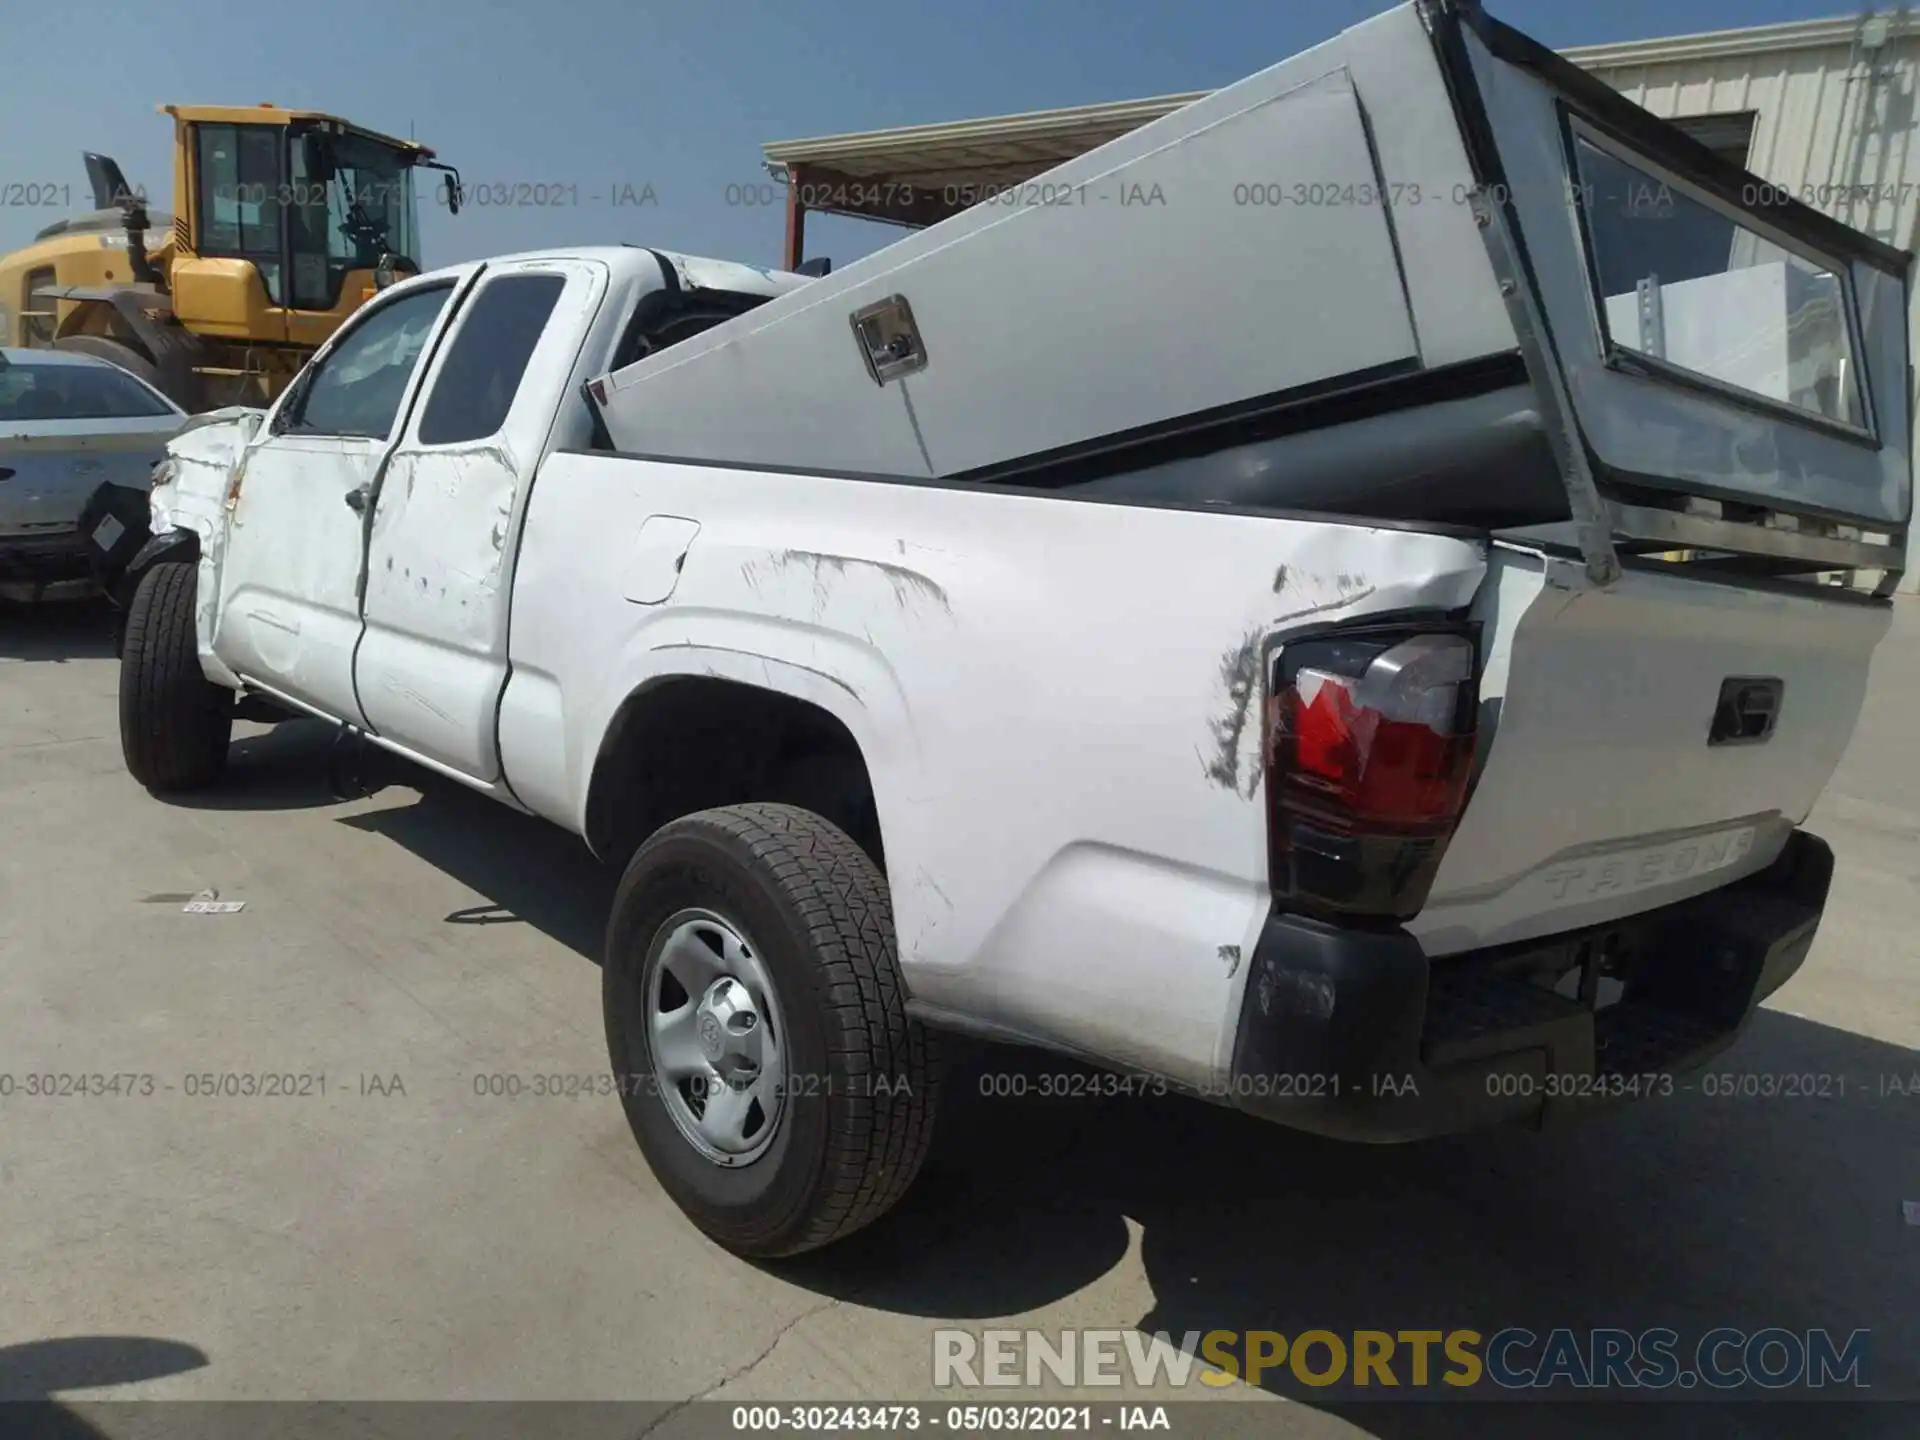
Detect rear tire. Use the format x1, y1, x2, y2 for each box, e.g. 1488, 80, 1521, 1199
604, 803, 940, 1257
119, 560, 232, 793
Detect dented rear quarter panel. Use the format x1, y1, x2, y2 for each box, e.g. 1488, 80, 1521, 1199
501, 452, 1488, 1084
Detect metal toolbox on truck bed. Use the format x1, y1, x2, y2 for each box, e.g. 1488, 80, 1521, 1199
590, 0, 1911, 590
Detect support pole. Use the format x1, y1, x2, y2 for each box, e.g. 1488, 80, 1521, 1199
782, 164, 808, 273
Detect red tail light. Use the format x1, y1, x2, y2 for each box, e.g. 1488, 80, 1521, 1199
1265, 629, 1479, 921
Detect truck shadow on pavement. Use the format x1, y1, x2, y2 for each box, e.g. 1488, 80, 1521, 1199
0, 1336, 209, 1439
161, 720, 382, 813
0, 600, 119, 663
320, 751, 1916, 1439
334, 770, 617, 961
788, 1018, 1918, 1439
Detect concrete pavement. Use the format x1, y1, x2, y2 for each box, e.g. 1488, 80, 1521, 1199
1, 597, 1915, 1439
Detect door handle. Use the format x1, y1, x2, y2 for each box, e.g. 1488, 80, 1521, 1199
344, 485, 371, 515
1708, 676, 1783, 746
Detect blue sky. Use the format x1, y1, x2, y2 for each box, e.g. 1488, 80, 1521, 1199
2, 0, 1855, 272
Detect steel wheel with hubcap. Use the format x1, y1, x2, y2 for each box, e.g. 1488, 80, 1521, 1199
604, 803, 941, 1257
647, 909, 787, 1167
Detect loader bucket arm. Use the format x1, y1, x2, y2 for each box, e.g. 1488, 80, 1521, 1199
84, 153, 138, 211
80, 152, 161, 288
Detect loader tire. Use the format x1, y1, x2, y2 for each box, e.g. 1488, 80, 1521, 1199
52, 335, 161, 388
119, 560, 232, 793
604, 803, 941, 1257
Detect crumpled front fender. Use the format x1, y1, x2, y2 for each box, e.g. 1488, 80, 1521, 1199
142, 406, 266, 687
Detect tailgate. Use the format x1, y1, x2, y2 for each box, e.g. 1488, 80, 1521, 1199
1410, 545, 1890, 955
1439, 2, 1911, 584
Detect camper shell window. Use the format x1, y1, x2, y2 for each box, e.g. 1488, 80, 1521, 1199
1567, 118, 1871, 440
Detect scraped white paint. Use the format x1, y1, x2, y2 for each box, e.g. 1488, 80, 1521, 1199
507, 443, 1489, 1083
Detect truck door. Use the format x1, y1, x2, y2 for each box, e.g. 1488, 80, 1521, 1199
210, 269, 479, 725
355, 257, 609, 780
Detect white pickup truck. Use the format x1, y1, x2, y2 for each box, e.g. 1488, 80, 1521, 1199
115, 0, 1907, 1258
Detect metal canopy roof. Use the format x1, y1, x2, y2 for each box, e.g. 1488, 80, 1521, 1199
758, 14, 1865, 262
760, 93, 1206, 261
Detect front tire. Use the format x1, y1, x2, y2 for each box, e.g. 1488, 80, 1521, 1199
604, 804, 940, 1257
119, 560, 233, 793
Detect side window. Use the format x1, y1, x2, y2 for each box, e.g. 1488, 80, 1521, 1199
195, 123, 286, 304
415, 273, 567, 445
286, 138, 333, 310
23, 266, 57, 344
294, 284, 452, 439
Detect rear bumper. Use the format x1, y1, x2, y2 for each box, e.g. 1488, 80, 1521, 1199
0, 480, 153, 602
0, 483, 153, 604
1224, 828, 1833, 1141
78, 481, 157, 608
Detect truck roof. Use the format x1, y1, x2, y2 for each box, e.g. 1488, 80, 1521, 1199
412, 246, 814, 303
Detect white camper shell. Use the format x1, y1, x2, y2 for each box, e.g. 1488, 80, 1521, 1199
591, 0, 1910, 592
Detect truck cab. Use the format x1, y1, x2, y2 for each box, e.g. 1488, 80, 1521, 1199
138, 246, 807, 782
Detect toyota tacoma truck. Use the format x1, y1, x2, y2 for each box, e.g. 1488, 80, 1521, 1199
114, 0, 1908, 1258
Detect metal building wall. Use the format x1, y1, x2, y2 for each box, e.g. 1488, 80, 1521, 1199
1571, 15, 1920, 592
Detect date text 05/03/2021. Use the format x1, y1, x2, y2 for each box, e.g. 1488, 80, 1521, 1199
729, 1404, 1172, 1432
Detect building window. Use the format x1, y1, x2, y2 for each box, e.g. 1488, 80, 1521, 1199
1671, 111, 1757, 170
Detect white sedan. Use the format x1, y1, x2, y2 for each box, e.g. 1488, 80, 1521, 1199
0, 346, 187, 602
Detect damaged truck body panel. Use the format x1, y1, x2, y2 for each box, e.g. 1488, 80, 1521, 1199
354, 256, 613, 781
507, 448, 1489, 1081
1410, 543, 1891, 957
146, 405, 267, 685
117, 0, 1906, 1256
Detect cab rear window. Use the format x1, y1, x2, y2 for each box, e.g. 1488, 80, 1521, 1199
416, 273, 567, 445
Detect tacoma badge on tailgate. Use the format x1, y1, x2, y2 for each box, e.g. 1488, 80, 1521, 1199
1537, 826, 1759, 905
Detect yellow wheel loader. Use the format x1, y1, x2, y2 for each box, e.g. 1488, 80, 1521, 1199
0, 106, 461, 412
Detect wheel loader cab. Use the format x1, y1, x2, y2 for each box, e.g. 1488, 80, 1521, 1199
0, 104, 453, 412
168, 107, 431, 350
